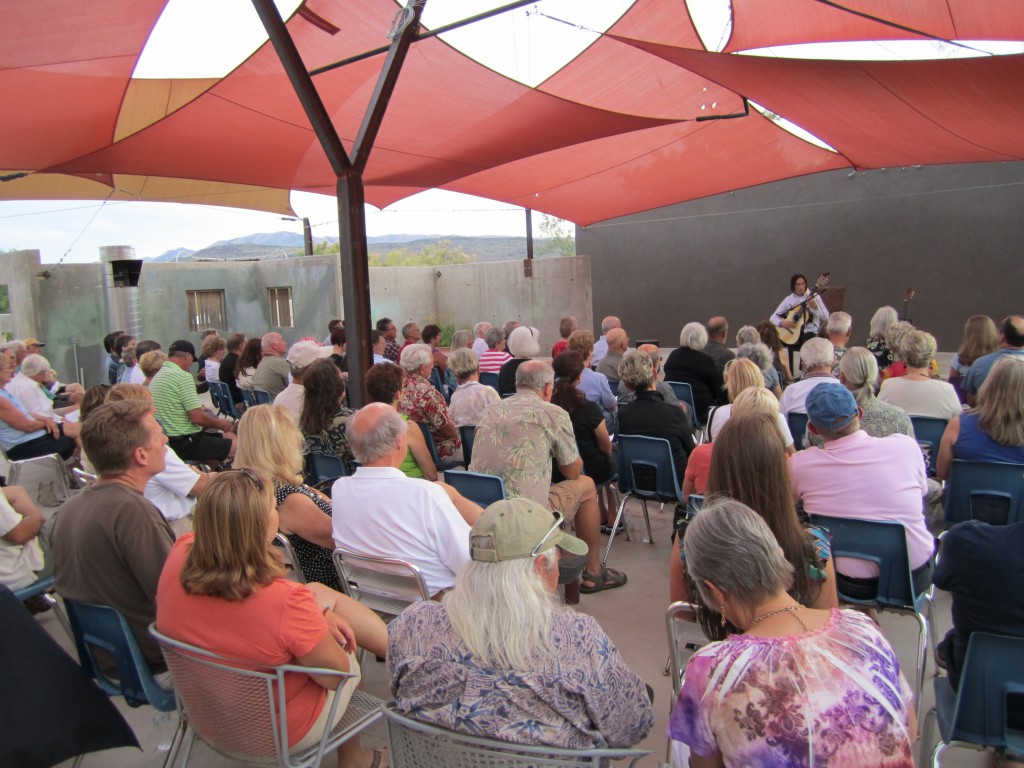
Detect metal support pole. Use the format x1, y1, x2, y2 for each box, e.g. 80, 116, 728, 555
302, 217, 313, 256
524, 208, 534, 278
337, 172, 372, 408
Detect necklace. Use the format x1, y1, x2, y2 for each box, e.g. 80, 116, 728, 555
748, 604, 808, 631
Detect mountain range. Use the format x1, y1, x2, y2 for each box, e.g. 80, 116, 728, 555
151, 232, 565, 263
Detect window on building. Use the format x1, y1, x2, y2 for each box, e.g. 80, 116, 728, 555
186, 290, 227, 332
268, 286, 293, 328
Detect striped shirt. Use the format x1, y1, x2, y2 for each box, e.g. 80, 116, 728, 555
478, 349, 512, 373
150, 361, 201, 437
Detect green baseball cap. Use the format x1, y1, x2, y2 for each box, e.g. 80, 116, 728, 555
470, 498, 588, 562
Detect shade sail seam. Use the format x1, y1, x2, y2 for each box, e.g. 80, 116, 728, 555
811, 0, 959, 47
0, 53, 139, 73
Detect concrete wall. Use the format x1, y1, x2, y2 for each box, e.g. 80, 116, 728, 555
577, 162, 1024, 351
0, 250, 592, 385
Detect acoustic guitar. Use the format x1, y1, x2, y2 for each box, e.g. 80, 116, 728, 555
776, 273, 830, 346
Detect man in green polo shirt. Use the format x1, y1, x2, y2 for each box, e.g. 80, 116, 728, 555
150, 340, 235, 464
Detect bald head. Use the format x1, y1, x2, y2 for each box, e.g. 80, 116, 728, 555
601, 316, 621, 334
349, 403, 407, 466
638, 343, 662, 372
706, 316, 728, 342
1000, 315, 1024, 348
606, 328, 628, 353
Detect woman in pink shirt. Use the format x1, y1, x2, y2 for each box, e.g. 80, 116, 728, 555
156, 469, 387, 767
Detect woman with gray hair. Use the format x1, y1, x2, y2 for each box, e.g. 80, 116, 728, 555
833, 347, 914, 443
664, 322, 724, 422
497, 325, 541, 397
866, 305, 899, 369
398, 343, 461, 460
448, 347, 498, 427
736, 341, 783, 398
388, 498, 654, 750
668, 497, 916, 767
878, 330, 961, 420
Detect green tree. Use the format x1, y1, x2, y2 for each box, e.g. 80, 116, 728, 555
369, 240, 476, 267
313, 239, 340, 255
539, 214, 575, 258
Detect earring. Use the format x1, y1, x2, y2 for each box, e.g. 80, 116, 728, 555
719, 603, 728, 627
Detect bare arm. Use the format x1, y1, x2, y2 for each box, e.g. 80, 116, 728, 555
296, 632, 351, 689
936, 415, 960, 481
690, 752, 727, 768
595, 420, 612, 455
406, 422, 438, 480
811, 555, 839, 610
185, 407, 234, 433
681, 475, 696, 502
277, 493, 334, 550
304, 583, 388, 659
1, 486, 44, 545
558, 456, 583, 480
669, 537, 691, 604
0, 397, 57, 436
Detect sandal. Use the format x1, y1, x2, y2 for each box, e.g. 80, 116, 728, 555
579, 566, 627, 594
368, 747, 387, 768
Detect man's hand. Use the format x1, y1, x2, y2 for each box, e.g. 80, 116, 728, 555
35, 415, 60, 438
780, 320, 797, 330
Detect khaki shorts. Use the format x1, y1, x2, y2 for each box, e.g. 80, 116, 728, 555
548, 478, 587, 521
290, 653, 361, 753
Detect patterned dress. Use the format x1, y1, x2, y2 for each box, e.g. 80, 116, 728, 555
399, 373, 459, 458
388, 601, 654, 749
272, 479, 340, 591
669, 609, 915, 767
302, 407, 356, 476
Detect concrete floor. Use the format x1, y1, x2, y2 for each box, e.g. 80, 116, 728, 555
11, 477, 989, 768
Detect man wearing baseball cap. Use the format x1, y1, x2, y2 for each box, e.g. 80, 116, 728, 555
386, 497, 654, 750
272, 339, 333, 419
150, 340, 235, 465
789, 382, 933, 599
23, 338, 45, 355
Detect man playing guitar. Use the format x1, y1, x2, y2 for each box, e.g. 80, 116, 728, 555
771, 273, 830, 372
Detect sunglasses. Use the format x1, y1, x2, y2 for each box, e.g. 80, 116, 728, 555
226, 467, 265, 492
531, 512, 565, 557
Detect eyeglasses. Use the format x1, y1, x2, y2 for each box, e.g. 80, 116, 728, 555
227, 467, 264, 492
531, 512, 565, 557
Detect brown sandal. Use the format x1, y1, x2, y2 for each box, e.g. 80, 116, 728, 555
579, 566, 627, 594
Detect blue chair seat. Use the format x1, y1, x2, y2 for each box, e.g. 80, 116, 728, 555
944, 460, 1024, 526
910, 416, 949, 477
444, 470, 506, 507
786, 412, 809, 451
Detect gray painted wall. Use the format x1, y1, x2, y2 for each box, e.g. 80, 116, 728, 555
1, 251, 592, 386
578, 162, 1024, 351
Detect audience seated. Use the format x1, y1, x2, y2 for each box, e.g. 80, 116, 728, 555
836, 347, 914, 441
591, 316, 620, 367
478, 326, 511, 374
200, 335, 226, 384
789, 383, 933, 599
366, 362, 437, 480
569, 330, 618, 432
594, 327, 628, 388
328, 326, 347, 373
757, 320, 793, 383
156, 469, 387, 766
252, 332, 291, 399
497, 325, 541, 397
377, 317, 401, 362
471, 321, 491, 359
826, 311, 853, 375
421, 324, 453, 391
235, 337, 263, 393
550, 315, 577, 358
399, 344, 461, 460
399, 322, 421, 358
448, 348, 498, 427
866, 305, 899, 370
670, 413, 837, 630
0, 354, 77, 463
962, 314, 1024, 406
0, 485, 47, 594
778, 337, 835, 417
669, 498, 916, 766
664, 322, 724, 422
299, 359, 356, 476
218, 333, 246, 405
7, 354, 81, 427
703, 316, 735, 376
617, 343, 681, 411
51, 400, 174, 671
947, 315, 997, 403
735, 340, 782, 398
273, 340, 332, 418
388, 498, 654, 749
879, 320, 939, 382
937, 356, 1024, 480
150, 340, 236, 464
878, 330, 961, 420
106, 384, 211, 537
471, 361, 624, 595
332, 404, 473, 597
708, 358, 794, 453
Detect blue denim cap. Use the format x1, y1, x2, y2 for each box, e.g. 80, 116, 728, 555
805, 382, 859, 431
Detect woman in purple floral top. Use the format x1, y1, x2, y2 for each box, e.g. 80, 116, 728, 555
669, 498, 916, 767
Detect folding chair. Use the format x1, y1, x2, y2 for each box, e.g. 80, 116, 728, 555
240, 388, 257, 409
429, 366, 451, 404
786, 411, 809, 451
809, 514, 936, 721
686, 493, 705, 517
253, 388, 272, 405
479, 372, 499, 392
665, 601, 710, 699
666, 381, 704, 441
207, 380, 224, 416
306, 453, 347, 486
921, 632, 1024, 767
273, 533, 306, 584
944, 460, 1024, 526
416, 421, 463, 472
63, 600, 180, 766
604, 435, 682, 566
215, 381, 242, 420
332, 548, 431, 622
910, 416, 949, 477
72, 467, 98, 488
444, 470, 506, 507
457, 425, 476, 467
150, 626, 382, 768
383, 705, 649, 768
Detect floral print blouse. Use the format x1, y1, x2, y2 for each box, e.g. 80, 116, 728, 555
669, 609, 915, 767
399, 373, 459, 458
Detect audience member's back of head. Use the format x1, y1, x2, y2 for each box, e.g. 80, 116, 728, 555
81, 400, 152, 476
723, 358, 763, 402
515, 360, 553, 392
976, 356, 1024, 445
365, 362, 404, 404
679, 322, 708, 351
567, 329, 595, 359
508, 326, 541, 358
799, 337, 834, 371
838, 347, 877, 405
349, 403, 406, 464
484, 326, 505, 350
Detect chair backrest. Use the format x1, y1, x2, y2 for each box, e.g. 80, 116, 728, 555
216, 381, 242, 419
306, 453, 346, 485
208, 380, 224, 412
942, 632, 1024, 751
382, 705, 649, 767
240, 388, 257, 408
273, 533, 307, 583
72, 467, 99, 487
63, 599, 175, 711
429, 366, 451, 404
615, 435, 682, 503
787, 412, 809, 451
909, 416, 948, 476
417, 421, 463, 471
686, 493, 705, 517
253, 388, 272, 405
666, 381, 702, 427
458, 425, 476, 467
944, 460, 1024, 526
333, 548, 431, 619
665, 601, 710, 699
444, 470, 506, 507
808, 514, 923, 610
479, 372, 499, 392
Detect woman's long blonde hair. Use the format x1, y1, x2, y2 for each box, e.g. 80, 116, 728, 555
723, 358, 763, 403
180, 469, 284, 600
975, 357, 1024, 446
235, 404, 304, 484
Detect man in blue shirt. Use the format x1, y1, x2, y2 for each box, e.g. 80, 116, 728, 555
963, 315, 1024, 405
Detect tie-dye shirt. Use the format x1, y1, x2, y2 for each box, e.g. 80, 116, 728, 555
669, 609, 914, 767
